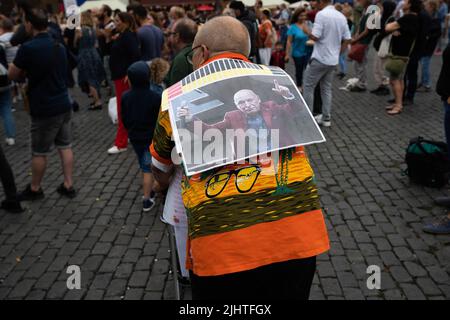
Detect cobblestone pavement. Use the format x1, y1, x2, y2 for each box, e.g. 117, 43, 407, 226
0, 53, 449, 300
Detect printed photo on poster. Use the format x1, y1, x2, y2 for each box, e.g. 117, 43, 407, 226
168, 67, 325, 176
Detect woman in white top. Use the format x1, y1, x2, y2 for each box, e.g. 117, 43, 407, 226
0, 18, 18, 65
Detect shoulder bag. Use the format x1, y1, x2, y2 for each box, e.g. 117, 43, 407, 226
385, 39, 415, 78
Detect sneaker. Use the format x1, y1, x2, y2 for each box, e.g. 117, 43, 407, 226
56, 183, 77, 199
18, 184, 44, 201
337, 72, 346, 80
416, 85, 431, 93
423, 215, 450, 234
143, 198, 156, 212
314, 114, 331, 127
5, 138, 15, 146
107, 146, 127, 155
0, 199, 24, 214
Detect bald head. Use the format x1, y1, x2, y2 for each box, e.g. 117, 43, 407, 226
234, 89, 261, 115
193, 16, 250, 58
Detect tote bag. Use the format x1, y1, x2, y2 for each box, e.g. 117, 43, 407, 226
378, 34, 392, 58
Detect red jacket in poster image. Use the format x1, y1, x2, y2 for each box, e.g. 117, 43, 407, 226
178, 80, 297, 148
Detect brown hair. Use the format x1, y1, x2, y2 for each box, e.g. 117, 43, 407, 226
117, 12, 136, 32
290, 7, 306, 25
80, 11, 94, 27
426, 0, 440, 15
149, 58, 170, 85
0, 18, 14, 32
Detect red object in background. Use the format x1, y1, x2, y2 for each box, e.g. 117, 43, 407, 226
59, 3, 65, 13
270, 50, 286, 70
197, 4, 214, 11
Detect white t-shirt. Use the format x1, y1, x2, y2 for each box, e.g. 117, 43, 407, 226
311, 5, 351, 66
0, 33, 18, 65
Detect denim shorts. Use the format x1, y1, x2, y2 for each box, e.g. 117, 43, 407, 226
132, 143, 152, 173
31, 111, 72, 156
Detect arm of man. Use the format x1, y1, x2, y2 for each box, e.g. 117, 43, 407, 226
352, 26, 369, 44
340, 39, 351, 54
150, 110, 175, 191
188, 114, 231, 132
8, 63, 25, 82
310, 12, 324, 42
9, 41, 29, 82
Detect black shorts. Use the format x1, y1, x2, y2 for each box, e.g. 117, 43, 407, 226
31, 111, 72, 156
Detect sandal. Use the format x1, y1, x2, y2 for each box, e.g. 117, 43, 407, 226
387, 105, 403, 115
385, 105, 395, 110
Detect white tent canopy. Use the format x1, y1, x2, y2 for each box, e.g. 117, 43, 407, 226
79, 0, 129, 12
289, 1, 311, 10
242, 0, 289, 9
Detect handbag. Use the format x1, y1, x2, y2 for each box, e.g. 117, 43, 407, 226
377, 34, 392, 58
385, 54, 409, 77
385, 39, 415, 78
348, 43, 367, 63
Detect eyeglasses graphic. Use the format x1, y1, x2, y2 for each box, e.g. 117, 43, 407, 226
205, 165, 262, 198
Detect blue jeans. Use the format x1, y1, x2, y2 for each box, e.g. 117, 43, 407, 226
339, 51, 347, 74
0, 90, 16, 139
445, 100, 450, 160
131, 143, 152, 174
420, 56, 431, 87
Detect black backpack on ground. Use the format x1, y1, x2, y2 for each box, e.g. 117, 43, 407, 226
405, 137, 449, 188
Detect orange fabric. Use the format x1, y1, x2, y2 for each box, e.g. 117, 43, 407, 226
200, 52, 250, 67
150, 143, 172, 165
259, 20, 273, 48
189, 209, 330, 276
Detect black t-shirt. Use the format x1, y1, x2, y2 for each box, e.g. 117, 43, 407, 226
63, 27, 76, 54
391, 14, 420, 56
109, 31, 141, 80
13, 32, 71, 117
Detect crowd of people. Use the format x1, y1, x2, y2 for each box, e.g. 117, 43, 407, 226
0, 0, 450, 300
